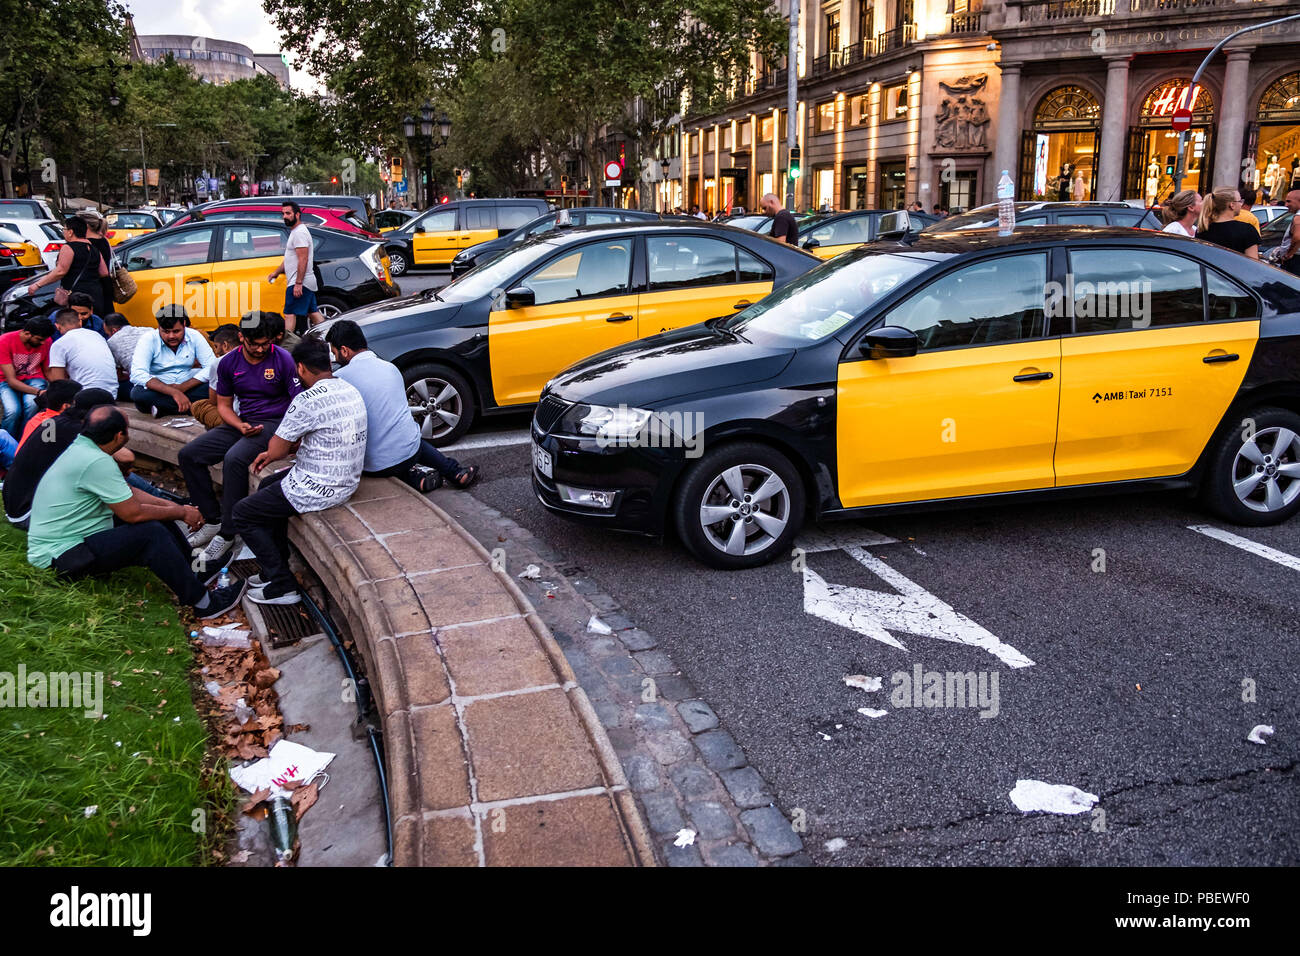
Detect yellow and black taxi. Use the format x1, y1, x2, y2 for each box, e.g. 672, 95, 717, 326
105, 209, 164, 246
532, 227, 1300, 568
381, 198, 551, 275
798, 209, 937, 258
0, 225, 44, 269
308, 221, 820, 444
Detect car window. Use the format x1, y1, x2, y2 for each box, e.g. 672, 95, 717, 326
737, 248, 774, 282
465, 206, 495, 230
880, 252, 1048, 349
0, 203, 36, 219
107, 213, 157, 229
207, 209, 285, 224
414, 208, 458, 232
0, 227, 24, 243
1206, 270, 1258, 321
40, 222, 63, 240
806, 215, 873, 246
125, 226, 215, 271
499, 205, 539, 231
1067, 248, 1204, 332
520, 214, 559, 239
220, 224, 285, 262
646, 236, 738, 291
584, 212, 624, 225
340, 212, 370, 230
1107, 210, 1145, 226
522, 239, 632, 304
1056, 213, 1109, 224
1261, 214, 1296, 238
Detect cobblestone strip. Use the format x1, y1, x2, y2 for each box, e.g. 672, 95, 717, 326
442, 493, 811, 867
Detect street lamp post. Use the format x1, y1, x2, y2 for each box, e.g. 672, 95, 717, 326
403, 102, 451, 209
660, 157, 671, 212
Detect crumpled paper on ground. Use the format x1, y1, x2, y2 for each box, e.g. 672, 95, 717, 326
1009, 779, 1098, 815
230, 739, 335, 796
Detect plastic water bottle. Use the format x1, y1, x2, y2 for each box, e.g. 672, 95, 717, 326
997, 170, 1016, 236
216, 567, 233, 589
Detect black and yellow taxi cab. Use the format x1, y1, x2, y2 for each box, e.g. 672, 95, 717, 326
381, 198, 552, 275
798, 209, 937, 259
308, 221, 820, 444
531, 226, 1300, 568
105, 209, 163, 245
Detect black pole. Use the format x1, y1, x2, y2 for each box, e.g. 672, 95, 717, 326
425, 138, 433, 209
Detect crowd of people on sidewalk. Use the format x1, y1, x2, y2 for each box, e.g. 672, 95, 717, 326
1161, 184, 1300, 275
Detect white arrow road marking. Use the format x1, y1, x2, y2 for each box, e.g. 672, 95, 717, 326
796, 525, 898, 554
1187, 524, 1300, 573
803, 545, 1035, 668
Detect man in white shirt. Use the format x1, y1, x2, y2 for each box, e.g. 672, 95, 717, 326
47, 308, 118, 395
129, 305, 215, 416
234, 339, 367, 605
267, 201, 322, 335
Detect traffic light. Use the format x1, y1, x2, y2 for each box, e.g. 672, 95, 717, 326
331, 176, 338, 184
789, 145, 802, 179
455, 168, 463, 189
391, 157, 403, 182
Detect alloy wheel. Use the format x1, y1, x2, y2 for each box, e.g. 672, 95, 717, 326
388, 252, 406, 276
1231, 426, 1300, 513
407, 377, 463, 441
317, 301, 344, 319
698, 464, 791, 557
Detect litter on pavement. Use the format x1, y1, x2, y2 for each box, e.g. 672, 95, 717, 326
587, 615, 613, 634
844, 674, 882, 692
673, 829, 696, 847
230, 739, 336, 796
518, 564, 541, 579
1009, 780, 1099, 815
1247, 725, 1275, 745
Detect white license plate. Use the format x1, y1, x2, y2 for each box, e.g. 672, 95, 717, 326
532, 442, 553, 479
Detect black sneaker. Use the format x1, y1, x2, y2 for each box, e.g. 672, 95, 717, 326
195, 580, 247, 619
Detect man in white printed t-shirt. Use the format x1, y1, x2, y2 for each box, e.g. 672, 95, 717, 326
233, 339, 367, 605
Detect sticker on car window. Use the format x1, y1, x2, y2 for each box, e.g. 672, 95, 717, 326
799, 309, 854, 340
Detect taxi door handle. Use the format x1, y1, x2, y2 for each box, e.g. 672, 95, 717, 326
606, 313, 634, 323
1203, 352, 1239, 364
1013, 370, 1053, 382
733, 299, 753, 309
185, 277, 209, 284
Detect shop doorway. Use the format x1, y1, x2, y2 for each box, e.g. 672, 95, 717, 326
1125, 79, 1215, 204
878, 161, 907, 210
844, 163, 869, 209
1249, 72, 1300, 202
1018, 85, 1100, 201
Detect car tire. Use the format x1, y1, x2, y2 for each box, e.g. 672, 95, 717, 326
315, 296, 347, 320
387, 248, 407, 276
402, 362, 475, 446
1201, 406, 1300, 526
673, 441, 805, 570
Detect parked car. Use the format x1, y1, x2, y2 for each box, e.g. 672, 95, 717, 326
0, 225, 44, 287
450, 207, 667, 278
928, 201, 1161, 233
164, 202, 379, 239
1258, 210, 1299, 267
531, 226, 1300, 567
308, 220, 820, 444
192, 194, 375, 230
0, 218, 64, 269
2, 218, 399, 332
1252, 205, 1292, 226
105, 209, 164, 246
153, 205, 187, 225
375, 208, 419, 233
0, 198, 57, 221
381, 197, 552, 276
799, 210, 938, 258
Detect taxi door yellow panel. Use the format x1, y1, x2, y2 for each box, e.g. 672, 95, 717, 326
489, 293, 640, 407
413, 229, 461, 265
636, 281, 772, 337
461, 228, 497, 248
207, 256, 282, 334
811, 244, 854, 260
126, 263, 214, 329
1055, 321, 1258, 486
837, 339, 1062, 508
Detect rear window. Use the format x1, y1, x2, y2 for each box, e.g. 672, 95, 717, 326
314, 230, 365, 259
0, 202, 37, 219
498, 205, 540, 231
107, 213, 157, 229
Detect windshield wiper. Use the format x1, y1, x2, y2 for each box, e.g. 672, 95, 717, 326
422, 287, 443, 302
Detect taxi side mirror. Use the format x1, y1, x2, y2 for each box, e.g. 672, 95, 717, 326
802, 238, 820, 250
504, 286, 535, 309
412, 225, 424, 233
859, 326, 919, 359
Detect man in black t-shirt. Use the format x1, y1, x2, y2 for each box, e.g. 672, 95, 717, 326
761, 192, 799, 244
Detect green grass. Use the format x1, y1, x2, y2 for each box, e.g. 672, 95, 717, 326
0, 522, 233, 865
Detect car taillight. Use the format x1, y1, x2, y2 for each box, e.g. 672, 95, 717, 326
106, 231, 116, 238
43, 242, 63, 253
0, 247, 15, 257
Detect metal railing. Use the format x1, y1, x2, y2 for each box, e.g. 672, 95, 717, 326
950, 7, 985, 32
877, 22, 917, 53
1021, 0, 1231, 21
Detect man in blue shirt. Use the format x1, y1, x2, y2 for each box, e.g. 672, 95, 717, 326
324, 320, 478, 491
129, 305, 215, 416
65, 292, 108, 338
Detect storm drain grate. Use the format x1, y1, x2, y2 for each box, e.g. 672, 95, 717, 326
229, 559, 317, 647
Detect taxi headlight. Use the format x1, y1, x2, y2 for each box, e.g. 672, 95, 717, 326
558, 403, 652, 442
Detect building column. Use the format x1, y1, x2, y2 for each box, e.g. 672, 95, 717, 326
1097, 55, 1131, 202
1213, 47, 1255, 190
993, 62, 1022, 184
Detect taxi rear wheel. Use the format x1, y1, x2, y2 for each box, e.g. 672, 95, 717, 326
316, 296, 346, 319
404, 362, 474, 446
674, 442, 805, 569
387, 248, 407, 276
1203, 406, 1300, 526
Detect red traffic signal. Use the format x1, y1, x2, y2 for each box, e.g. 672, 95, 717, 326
331, 176, 338, 184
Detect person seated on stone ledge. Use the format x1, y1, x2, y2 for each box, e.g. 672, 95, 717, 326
324, 319, 479, 493
103, 313, 148, 402
16, 377, 82, 450
26, 405, 245, 619
128, 304, 215, 417
235, 339, 367, 606
189, 323, 244, 430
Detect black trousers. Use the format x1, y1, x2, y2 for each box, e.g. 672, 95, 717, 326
363, 442, 462, 488
232, 470, 299, 593
131, 383, 208, 416
52, 519, 205, 605
178, 419, 280, 537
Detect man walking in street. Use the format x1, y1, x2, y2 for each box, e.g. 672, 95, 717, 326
129, 305, 214, 416
324, 319, 479, 492
234, 339, 367, 606
268, 201, 322, 338
179, 311, 301, 569
761, 192, 800, 245
1280, 188, 1300, 277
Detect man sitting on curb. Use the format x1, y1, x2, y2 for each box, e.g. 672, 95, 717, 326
47, 307, 118, 397
0, 317, 54, 439
325, 319, 479, 491
26, 406, 245, 618
104, 313, 147, 402
190, 324, 242, 430
179, 311, 302, 568
17, 378, 82, 450
64, 292, 108, 338
129, 305, 215, 417
234, 340, 367, 606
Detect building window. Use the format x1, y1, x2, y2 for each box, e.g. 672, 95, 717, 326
706, 129, 715, 152
723, 126, 733, 149
826, 11, 841, 53
741, 121, 752, 147
814, 168, 836, 209
759, 116, 774, 143
816, 101, 838, 134
882, 85, 907, 121
850, 93, 871, 126
760, 171, 774, 196
779, 109, 788, 140
943, 170, 977, 213
857, 0, 874, 44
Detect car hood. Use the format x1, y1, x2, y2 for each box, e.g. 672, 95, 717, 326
310, 294, 464, 341
460, 237, 508, 260
547, 322, 797, 408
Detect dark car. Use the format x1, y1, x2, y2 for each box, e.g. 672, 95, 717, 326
531, 226, 1300, 568
450, 207, 670, 278
1259, 209, 1299, 269
799, 209, 938, 258
2, 218, 399, 332
307, 221, 820, 444
381, 197, 552, 276
927, 201, 1161, 234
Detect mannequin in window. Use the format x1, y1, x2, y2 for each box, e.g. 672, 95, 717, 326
1145, 159, 1160, 206
1264, 154, 1282, 202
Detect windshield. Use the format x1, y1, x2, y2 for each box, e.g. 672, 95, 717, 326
1262, 213, 1297, 238
438, 240, 558, 302
725, 251, 930, 346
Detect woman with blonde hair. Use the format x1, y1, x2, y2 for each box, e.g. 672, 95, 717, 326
1198, 186, 1259, 259
1160, 189, 1201, 237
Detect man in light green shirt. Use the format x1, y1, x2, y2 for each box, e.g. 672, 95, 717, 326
27, 406, 246, 618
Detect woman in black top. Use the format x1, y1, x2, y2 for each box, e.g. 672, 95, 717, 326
25, 217, 109, 313
1198, 187, 1260, 259
79, 210, 116, 309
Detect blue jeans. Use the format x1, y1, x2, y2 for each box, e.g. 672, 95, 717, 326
0, 378, 46, 438
0, 429, 16, 469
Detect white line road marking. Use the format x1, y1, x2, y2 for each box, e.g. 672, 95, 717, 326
443, 429, 532, 451
1187, 524, 1300, 572
802, 545, 1035, 668
796, 525, 899, 553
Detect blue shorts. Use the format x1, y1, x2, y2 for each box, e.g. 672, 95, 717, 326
284, 286, 318, 315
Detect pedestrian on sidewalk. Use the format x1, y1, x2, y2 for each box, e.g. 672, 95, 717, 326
129, 305, 214, 416
760, 192, 799, 245
1160, 190, 1201, 237
179, 311, 302, 571
47, 307, 118, 395
25, 217, 109, 316
324, 319, 479, 492
267, 201, 322, 338
235, 339, 367, 606
26, 405, 244, 618
1198, 187, 1259, 259
0, 317, 54, 438
1277, 188, 1300, 276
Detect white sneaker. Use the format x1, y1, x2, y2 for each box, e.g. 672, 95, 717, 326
197, 534, 235, 567
248, 584, 300, 605
246, 573, 267, 588
187, 523, 222, 549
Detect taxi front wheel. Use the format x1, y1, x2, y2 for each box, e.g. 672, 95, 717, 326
1203, 406, 1300, 526
674, 442, 805, 570
404, 362, 475, 446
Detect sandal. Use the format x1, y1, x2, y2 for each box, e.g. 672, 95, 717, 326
412, 466, 443, 493
453, 465, 480, 489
